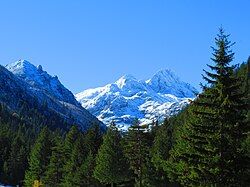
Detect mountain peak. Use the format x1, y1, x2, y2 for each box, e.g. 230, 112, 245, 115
1, 60, 102, 130
6, 59, 36, 73
17, 59, 31, 65
76, 68, 198, 129
115, 74, 137, 89
5, 59, 82, 107
147, 69, 197, 98
151, 68, 180, 83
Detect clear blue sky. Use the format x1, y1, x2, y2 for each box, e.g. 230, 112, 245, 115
0, 0, 249, 93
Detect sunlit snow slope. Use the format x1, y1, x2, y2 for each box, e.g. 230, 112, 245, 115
76, 69, 198, 130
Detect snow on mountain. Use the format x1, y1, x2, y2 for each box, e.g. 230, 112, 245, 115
6, 60, 80, 107
4, 60, 102, 130
147, 69, 197, 98
76, 69, 198, 130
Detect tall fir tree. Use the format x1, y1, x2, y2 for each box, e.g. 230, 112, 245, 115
168, 28, 248, 186
124, 119, 150, 187
60, 125, 81, 185
83, 123, 103, 155
76, 151, 97, 186
24, 127, 53, 186
2, 134, 27, 185
61, 134, 86, 186
63, 125, 80, 161
151, 118, 172, 183
94, 122, 130, 186
43, 134, 65, 186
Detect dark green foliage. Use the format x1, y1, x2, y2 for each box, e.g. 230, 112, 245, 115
43, 134, 65, 186
124, 119, 151, 186
0, 103, 104, 186
83, 123, 103, 155
2, 134, 27, 185
77, 151, 97, 186
24, 127, 53, 186
151, 118, 172, 183
61, 124, 103, 186
168, 28, 249, 186
61, 131, 85, 186
63, 125, 80, 160
94, 123, 130, 186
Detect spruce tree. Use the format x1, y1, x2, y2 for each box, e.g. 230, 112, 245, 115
76, 151, 97, 186
84, 123, 103, 155
0, 126, 12, 183
94, 122, 130, 186
43, 134, 65, 186
24, 127, 53, 186
61, 135, 86, 186
63, 125, 80, 160
62, 124, 103, 186
124, 119, 150, 187
168, 28, 248, 186
151, 118, 172, 183
3, 135, 27, 185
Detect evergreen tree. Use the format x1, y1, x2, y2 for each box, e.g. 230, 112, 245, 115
24, 127, 53, 186
168, 28, 248, 186
60, 125, 81, 185
76, 151, 97, 186
151, 118, 172, 183
61, 124, 103, 186
43, 134, 65, 186
94, 122, 130, 186
61, 135, 86, 186
84, 123, 103, 155
124, 119, 150, 187
2, 135, 27, 185
63, 125, 80, 160
0, 126, 11, 183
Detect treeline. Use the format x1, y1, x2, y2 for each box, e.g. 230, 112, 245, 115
0, 29, 249, 186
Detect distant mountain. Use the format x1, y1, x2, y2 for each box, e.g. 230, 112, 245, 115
3, 60, 102, 130
76, 69, 198, 130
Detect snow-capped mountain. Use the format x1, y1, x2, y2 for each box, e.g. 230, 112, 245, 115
6, 60, 80, 107
4, 60, 102, 130
76, 69, 198, 130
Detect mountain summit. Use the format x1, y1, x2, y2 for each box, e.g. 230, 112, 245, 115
6, 59, 80, 106
76, 69, 197, 130
4, 59, 102, 130
147, 69, 197, 98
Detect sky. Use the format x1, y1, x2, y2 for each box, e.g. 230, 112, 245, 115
0, 0, 249, 93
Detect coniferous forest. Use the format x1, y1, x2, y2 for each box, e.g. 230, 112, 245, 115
0, 30, 249, 186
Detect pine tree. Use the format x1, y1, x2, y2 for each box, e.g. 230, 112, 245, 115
43, 134, 65, 186
3, 135, 27, 185
94, 122, 130, 186
61, 135, 86, 186
124, 119, 150, 187
61, 124, 103, 186
0, 125, 11, 183
151, 118, 172, 183
24, 127, 53, 186
63, 125, 80, 160
76, 151, 97, 186
83, 123, 103, 155
168, 28, 248, 186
